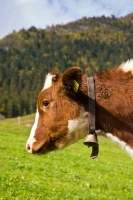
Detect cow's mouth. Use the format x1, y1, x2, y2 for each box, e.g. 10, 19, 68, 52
34, 143, 51, 155
34, 144, 45, 154
32, 141, 56, 155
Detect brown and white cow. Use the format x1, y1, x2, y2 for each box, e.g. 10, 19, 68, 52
26, 59, 133, 158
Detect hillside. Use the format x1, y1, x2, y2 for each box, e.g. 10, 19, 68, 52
0, 14, 133, 118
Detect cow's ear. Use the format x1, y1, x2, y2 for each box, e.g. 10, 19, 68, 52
62, 67, 82, 94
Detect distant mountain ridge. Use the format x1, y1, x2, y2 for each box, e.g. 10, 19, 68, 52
120, 12, 133, 24
0, 13, 133, 118
1, 13, 133, 49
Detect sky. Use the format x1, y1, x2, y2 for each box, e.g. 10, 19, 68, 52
0, 0, 132, 39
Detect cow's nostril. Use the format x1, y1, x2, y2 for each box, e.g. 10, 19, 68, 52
27, 144, 31, 151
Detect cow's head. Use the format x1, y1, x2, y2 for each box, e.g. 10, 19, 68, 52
26, 67, 89, 154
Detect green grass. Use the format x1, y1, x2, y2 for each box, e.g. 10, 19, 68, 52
0, 115, 133, 200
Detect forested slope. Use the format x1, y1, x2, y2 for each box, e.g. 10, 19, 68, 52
0, 14, 133, 118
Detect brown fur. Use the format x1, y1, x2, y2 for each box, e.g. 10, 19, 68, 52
95, 68, 133, 148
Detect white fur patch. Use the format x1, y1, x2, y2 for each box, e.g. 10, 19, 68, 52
30, 109, 39, 138
106, 133, 133, 158
67, 110, 88, 146
43, 73, 54, 90
119, 59, 133, 73
26, 109, 39, 152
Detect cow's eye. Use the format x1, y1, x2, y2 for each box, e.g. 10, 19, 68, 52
42, 100, 49, 107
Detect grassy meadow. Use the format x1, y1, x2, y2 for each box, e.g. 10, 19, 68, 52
0, 114, 133, 200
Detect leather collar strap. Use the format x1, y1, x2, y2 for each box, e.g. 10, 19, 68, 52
88, 77, 96, 133
83, 76, 99, 159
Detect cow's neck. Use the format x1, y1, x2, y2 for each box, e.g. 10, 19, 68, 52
78, 71, 133, 145
93, 70, 133, 157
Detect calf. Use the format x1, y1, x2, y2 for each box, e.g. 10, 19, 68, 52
26, 59, 133, 158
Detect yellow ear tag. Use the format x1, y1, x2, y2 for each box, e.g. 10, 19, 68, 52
73, 79, 79, 93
